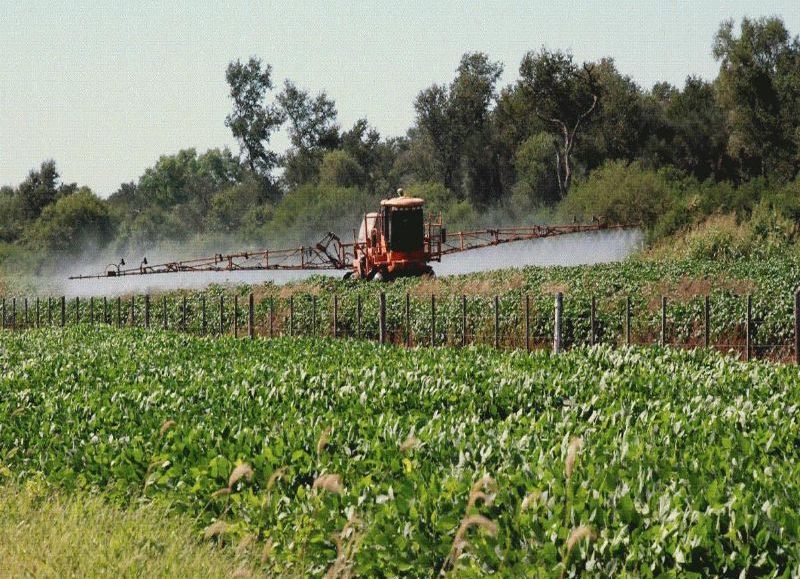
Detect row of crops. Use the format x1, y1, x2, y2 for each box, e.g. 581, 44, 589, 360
3, 257, 800, 359
1, 327, 799, 575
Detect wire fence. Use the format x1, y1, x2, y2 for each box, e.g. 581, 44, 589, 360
1, 290, 799, 364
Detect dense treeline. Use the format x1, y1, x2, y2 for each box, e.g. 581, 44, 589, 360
2, 17, 800, 263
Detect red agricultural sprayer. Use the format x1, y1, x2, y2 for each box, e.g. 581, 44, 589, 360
70, 190, 627, 281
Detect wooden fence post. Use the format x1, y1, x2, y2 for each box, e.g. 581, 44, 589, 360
48, 297, 52, 326
332, 294, 338, 338
201, 295, 207, 334
525, 295, 531, 352
115, 297, 121, 328
795, 289, 800, 365
75, 297, 79, 325
494, 295, 500, 349
430, 294, 436, 347
248, 293, 255, 340
89, 297, 94, 325
144, 295, 150, 329
463, 295, 468, 348
103, 297, 108, 325
746, 294, 752, 362
11, 298, 15, 330
61, 296, 66, 327
626, 296, 632, 346
589, 296, 596, 346
35, 297, 40, 328
24, 298, 29, 328
553, 292, 563, 354
660, 296, 667, 347
162, 296, 168, 330
379, 292, 387, 344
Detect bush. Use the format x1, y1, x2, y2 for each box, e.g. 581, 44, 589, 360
510, 132, 559, 210
405, 181, 479, 229
24, 189, 114, 253
560, 160, 675, 226
319, 150, 366, 188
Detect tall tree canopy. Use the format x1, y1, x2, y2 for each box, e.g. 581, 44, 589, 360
713, 17, 800, 180
517, 49, 598, 196
413, 52, 503, 203
224, 57, 285, 190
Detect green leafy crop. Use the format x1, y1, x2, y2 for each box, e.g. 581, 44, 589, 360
1, 327, 799, 575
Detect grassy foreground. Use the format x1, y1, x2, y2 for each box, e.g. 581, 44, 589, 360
0, 481, 251, 578
2, 327, 800, 576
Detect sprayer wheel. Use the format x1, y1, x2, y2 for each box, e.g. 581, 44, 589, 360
343, 270, 354, 280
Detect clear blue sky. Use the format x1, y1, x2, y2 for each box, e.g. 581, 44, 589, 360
1, 1, 798, 195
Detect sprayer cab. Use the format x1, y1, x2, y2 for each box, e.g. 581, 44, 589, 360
352, 195, 443, 280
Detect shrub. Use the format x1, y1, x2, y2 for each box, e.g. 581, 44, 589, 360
560, 161, 674, 226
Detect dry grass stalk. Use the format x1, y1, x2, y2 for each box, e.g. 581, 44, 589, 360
313, 473, 344, 495
566, 525, 596, 553
467, 491, 491, 510
235, 534, 256, 557
521, 491, 541, 511
467, 474, 497, 510
211, 462, 254, 498
325, 513, 363, 579
158, 419, 176, 437
267, 467, 287, 490
560, 525, 597, 579
440, 515, 499, 576
399, 435, 420, 454
317, 427, 332, 456
203, 520, 229, 540
565, 437, 583, 480
228, 463, 254, 488
260, 538, 274, 564
455, 515, 498, 542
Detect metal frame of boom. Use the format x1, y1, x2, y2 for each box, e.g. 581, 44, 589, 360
69, 223, 627, 280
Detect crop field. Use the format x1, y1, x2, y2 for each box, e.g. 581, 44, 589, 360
6, 257, 800, 359
1, 326, 799, 576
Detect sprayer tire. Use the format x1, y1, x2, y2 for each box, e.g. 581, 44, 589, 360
343, 271, 353, 280
372, 271, 385, 282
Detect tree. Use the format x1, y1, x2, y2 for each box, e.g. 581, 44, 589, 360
413, 84, 457, 188
225, 57, 285, 187
664, 76, 729, 181
561, 161, 673, 226
518, 49, 599, 196
277, 80, 340, 188
16, 160, 72, 221
340, 119, 399, 193
413, 52, 503, 202
511, 132, 560, 208
713, 17, 800, 180
24, 189, 114, 252
277, 80, 340, 151
318, 150, 366, 188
